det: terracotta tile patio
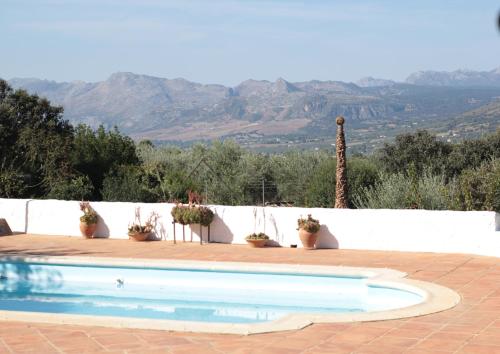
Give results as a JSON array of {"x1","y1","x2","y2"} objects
[{"x1": 0, "y1": 234, "x2": 499, "y2": 354}]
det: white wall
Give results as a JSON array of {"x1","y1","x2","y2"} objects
[
  {"x1": 0, "y1": 199, "x2": 31, "y2": 233},
  {"x1": 1, "y1": 198, "x2": 499, "y2": 257},
  {"x1": 25, "y1": 200, "x2": 175, "y2": 240},
  {"x1": 209, "y1": 206, "x2": 500, "y2": 257}
]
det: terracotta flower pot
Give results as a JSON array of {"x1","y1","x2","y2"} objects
[
  {"x1": 129, "y1": 232, "x2": 150, "y2": 242},
  {"x1": 80, "y1": 222, "x2": 97, "y2": 239},
  {"x1": 298, "y1": 229, "x2": 318, "y2": 249},
  {"x1": 246, "y1": 239, "x2": 267, "y2": 248}
]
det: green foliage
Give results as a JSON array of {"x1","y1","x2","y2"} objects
[
  {"x1": 299, "y1": 155, "x2": 380, "y2": 208},
  {"x1": 72, "y1": 124, "x2": 139, "y2": 199},
  {"x1": 0, "y1": 163, "x2": 27, "y2": 198},
  {"x1": 138, "y1": 144, "x2": 196, "y2": 202},
  {"x1": 446, "y1": 159, "x2": 500, "y2": 212},
  {"x1": 245, "y1": 233, "x2": 269, "y2": 240},
  {"x1": 445, "y1": 130, "x2": 500, "y2": 178},
  {"x1": 198, "y1": 206, "x2": 215, "y2": 226},
  {"x1": 128, "y1": 209, "x2": 158, "y2": 235},
  {"x1": 377, "y1": 130, "x2": 452, "y2": 176},
  {"x1": 199, "y1": 141, "x2": 245, "y2": 205},
  {"x1": 155, "y1": 169, "x2": 198, "y2": 203},
  {"x1": 239, "y1": 153, "x2": 278, "y2": 205},
  {"x1": 347, "y1": 157, "x2": 380, "y2": 207},
  {"x1": 297, "y1": 214, "x2": 321, "y2": 233},
  {"x1": 47, "y1": 175, "x2": 95, "y2": 201},
  {"x1": 0, "y1": 80, "x2": 73, "y2": 197},
  {"x1": 353, "y1": 170, "x2": 449, "y2": 210},
  {"x1": 101, "y1": 166, "x2": 155, "y2": 202},
  {"x1": 128, "y1": 224, "x2": 151, "y2": 234},
  {"x1": 270, "y1": 151, "x2": 327, "y2": 206},
  {"x1": 305, "y1": 157, "x2": 336, "y2": 207},
  {"x1": 171, "y1": 205, "x2": 215, "y2": 226},
  {"x1": 1, "y1": 77, "x2": 498, "y2": 212},
  {"x1": 185, "y1": 207, "x2": 202, "y2": 224},
  {"x1": 79, "y1": 202, "x2": 98, "y2": 224}
]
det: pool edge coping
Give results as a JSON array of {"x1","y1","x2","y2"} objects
[{"x1": 0, "y1": 255, "x2": 461, "y2": 335}]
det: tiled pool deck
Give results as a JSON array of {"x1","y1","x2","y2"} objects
[{"x1": 0, "y1": 234, "x2": 499, "y2": 354}]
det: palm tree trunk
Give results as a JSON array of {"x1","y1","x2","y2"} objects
[{"x1": 335, "y1": 116, "x2": 349, "y2": 208}]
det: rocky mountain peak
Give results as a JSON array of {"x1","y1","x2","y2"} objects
[
  {"x1": 108, "y1": 72, "x2": 138, "y2": 81},
  {"x1": 273, "y1": 78, "x2": 300, "y2": 94},
  {"x1": 234, "y1": 79, "x2": 273, "y2": 96},
  {"x1": 7, "y1": 68, "x2": 500, "y2": 145},
  {"x1": 406, "y1": 67, "x2": 500, "y2": 87},
  {"x1": 356, "y1": 77, "x2": 396, "y2": 88}
]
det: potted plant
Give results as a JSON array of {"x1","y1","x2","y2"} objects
[
  {"x1": 198, "y1": 206, "x2": 214, "y2": 227},
  {"x1": 171, "y1": 204, "x2": 190, "y2": 241},
  {"x1": 171, "y1": 198, "x2": 215, "y2": 243},
  {"x1": 79, "y1": 202, "x2": 98, "y2": 239},
  {"x1": 245, "y1": 233, "x2": 269, "y2": 248},
  {"x1": 297, "y1": 214, "x2": 320, "y2": 249},
  {"x1": 128, "y1": 208, "x2": 158, "y2": 241}
]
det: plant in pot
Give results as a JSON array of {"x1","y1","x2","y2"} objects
[
  {"x1": 171, "y1": 196, "x2": 215, "y2": 243},
  {"x1": 128, "y1": 208, "x2": 158, "y2": 241},
  {"x1": 245, "y1": 232, "x2": 269, "y2": 248},
  {"x1": 198, "y1": 206, "x2": 214, "y2": 227},
  {"x1": 297, "y1": 214, "x2": 320, "y2": 249},
  {"x1": 171, "y1": 203, "x2": 190, "y2": 241},
  {"x1": 184, "y1": 191, "x2": 214, "y2": 227},
  {"x1": 79, "y1": 202, "x2": 98, "y2": 238}
]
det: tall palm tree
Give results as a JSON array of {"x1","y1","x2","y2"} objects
[{"x1": 335, "y1": 116, "x2": 348, "y2": 208}]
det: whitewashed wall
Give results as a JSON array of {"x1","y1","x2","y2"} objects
[
  {"x1": 1, "y1": 198, "x2": 499, "y2": 257},
  {"x1": 0, "y1": 199, "x2": 31, "y2": 233},
  {"x1": 25, "y1": 200, "x2": 177, "y2": 240}
]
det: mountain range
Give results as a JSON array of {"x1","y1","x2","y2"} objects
[{"x1": 6, "y1": 67, "x2": 500, "y2": 153}]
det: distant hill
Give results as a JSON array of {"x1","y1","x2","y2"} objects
[
  {"x1": 405, "y1": 67, "x2": 500, "y2": 87},
  {"x1": 460, "y1": 99, "x2": 500, "y2": 119},
  {"x1": 356, "y1": 77, "x2": 396, "y2": 87},
  {"x1": 6, "y1": 67, "x2": 500, "y2": 153}
]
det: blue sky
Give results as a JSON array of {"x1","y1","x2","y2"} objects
[{"x1": 1, "y1": 0, "x2": 499, "y2": 85}]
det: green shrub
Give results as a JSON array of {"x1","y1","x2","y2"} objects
[
  {"x1": 445, "y1": 130, "x2": 500, "y2": 178},
  {"x1": 198, "y1": 206, "x2": 215, "y2": 226},
  {"x1": 0, "y1": 167, "x2": 27, "y2": 198},
  {"x1": 245, "y1": 233, "x2": 269, "y2": 240},
  {"x1": 347, "y1": 157, "x2": 380, "y2": 208},
  {"x1": 353, "y1": 170, "x2": 448, "y2": 210},
  {"x1": 171, "y1": 205, "x2": 214, "y2": 226},
  {"x1": 101, "y1": 166, "x2": 155, "y2": 202},
  {"x1": 305, "y1": 158, "x2": 336, "y2": 207},
  {"x1": 47, "y1": 175, "x2": 94, "y2": 201},
  {"x1": 171, "y1": 205, "x2": 189, "y2": 225},
  {"x1": 72, "y1": 125, "x2": 139, "y2": 200},
  {"x1": 184, "y1": 207, "x2": 201, "y2": 224},
  {"x1": 377, "y1": 130, "x2": 452, "y2": 176},
  {"x1": 446, "y1": 159, "x2": 500, "y2": 211},
  {"x1": 270, "y1": 150, "x2": 328, "y2": 206}
]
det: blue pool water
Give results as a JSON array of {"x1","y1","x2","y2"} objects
[{"x1": 0, "y1": 261, "x2": 423, "y2": 324}]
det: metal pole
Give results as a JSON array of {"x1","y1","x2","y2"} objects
[
  {"x1": 205, "y1": 180, "x2": 208, "y2": 204},
  {"x1": 262, "y1": 178, "x2": 265, "y2": 207}
]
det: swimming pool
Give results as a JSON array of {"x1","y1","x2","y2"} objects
[{"x1": 0, "y1": 257, "x2": 460, "y2": 334}]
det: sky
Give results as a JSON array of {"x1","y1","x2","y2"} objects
[{"x1": 1, "y1": 0, "x2": 499, "y2": 86}]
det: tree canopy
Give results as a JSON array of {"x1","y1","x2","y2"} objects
[{"x1": 0, "y1": 79, "x2": 498, "y2": 211}]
